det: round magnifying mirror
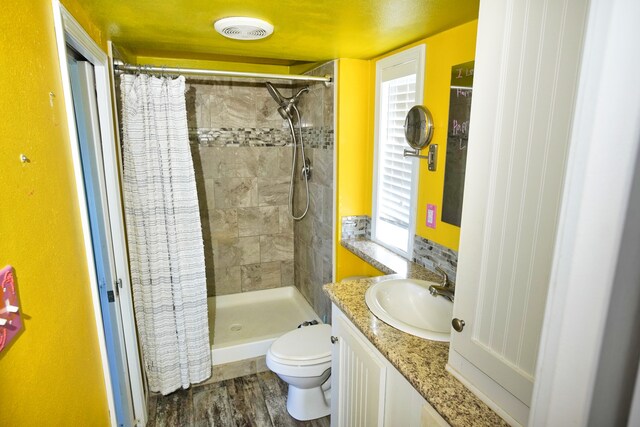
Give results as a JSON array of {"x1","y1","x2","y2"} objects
[{"x1": 404, "y1": 105, "x2": 434, "y2": 150}]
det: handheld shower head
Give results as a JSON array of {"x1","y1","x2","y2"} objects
[
  {"x1": 266, "y1": 82, "x2": 286, "y2": 106},
  {"x1": 265, "y1": 82, "x2": 309, "y2": 120},
  {"x1": 276, "y1": 106, "x2": 289, "y2": 120}
]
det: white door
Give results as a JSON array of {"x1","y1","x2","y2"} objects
[
  {"x1": 54, "y1": 5, "x2": 146, "y2": 425},
  {"x1": 332, "y1": 309, "x2": 386, "y2": 427},
  {"x1": 447, "y1": 0, "x2": 590, "y2": 424},
  {"x1": 68, "y1": 55, "x2": 135, "y2": 427}
]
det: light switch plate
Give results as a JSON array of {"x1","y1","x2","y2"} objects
[{"x1": 427, "y1": 204, "x2": 437, "y2": 228}]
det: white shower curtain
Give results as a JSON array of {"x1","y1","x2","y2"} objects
[{"x1": 120, "y1": 74, "x2": 211, "y2": 395}]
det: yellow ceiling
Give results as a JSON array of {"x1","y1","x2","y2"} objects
[{"x1": 78, "y1": 0, "x2": 479, "y2": 65}]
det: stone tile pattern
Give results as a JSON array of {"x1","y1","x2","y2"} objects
[
  {"x1": 187, "y1": 78, "x2": 296, "y2": 297},
  {"x1": 186, "y1": 64, "x2": 336, "y2": 301},
  {"x1": 292, "y1": 62, "x2": 336, "y2": 323},
  {"x1": 147, "y1": 370, "x2": 330, "y2": 427},
  {"x1": 413, "y1": 235, "x2": 458, "y2": 284},
  {"x1": 340, "y1": 215, "x2": 371, "y2": 239},
  {"x1": 185, "y1": 76, "x2": 333, "y2": 150},
  {"x1": 324, "y1": 276, "x2": 508, "y2": 427},
  {"x1": 192, "y1": 142, "x2": 294, "y2": 297}
]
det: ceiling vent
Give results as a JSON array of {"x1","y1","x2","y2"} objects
[{"x1": 214, "y1": 17, "x2": 274, "y2": 40}]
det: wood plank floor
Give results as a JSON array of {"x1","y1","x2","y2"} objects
[{"x1": 148, "y1": 370, "x2": 331, "y2": 427}]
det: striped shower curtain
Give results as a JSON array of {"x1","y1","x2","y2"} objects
[{"x1": 120, "y1": 74, "x2": 211, "y2": 395}]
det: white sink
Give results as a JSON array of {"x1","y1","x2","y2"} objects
[{"x1": 365, "y1": 279, "x2": 453, "y2": 342}]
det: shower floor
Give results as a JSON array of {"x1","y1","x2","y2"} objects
[{"x1": 208, "y1": 286, "x2": 321, "y2": 366}]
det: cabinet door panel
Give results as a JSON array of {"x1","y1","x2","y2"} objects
[
  {"x1": 333, "y1": 313, "x2": 386, "y2": 427},
  {"x1": 449, "y1": 0, "x2": 589, "y2": 423}
]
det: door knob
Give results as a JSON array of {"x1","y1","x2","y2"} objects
[
  {"x1": 331, "y1": 336, "x2": 339, "y2": 344},
  {"x1": 452, "y1": 318, "x2": 465, "y2": 332}
]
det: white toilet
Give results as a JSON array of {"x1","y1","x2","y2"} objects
[{"x1": 266, "y1": 324, "x2": 332, "y2": 421}]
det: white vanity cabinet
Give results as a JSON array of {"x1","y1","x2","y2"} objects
[{"x1": 331, "y1": 304, "x2": 448, "y2": 427}]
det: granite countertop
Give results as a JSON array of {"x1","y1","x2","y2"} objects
[{"x1": 323, "y1": 238, "x2": 507, "y2": 427}]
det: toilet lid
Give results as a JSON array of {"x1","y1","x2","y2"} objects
[{"x1": 270, "y1": 324, "x2": 332, "y2": 363}]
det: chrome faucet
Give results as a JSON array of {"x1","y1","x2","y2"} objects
[{"x1": 429, "y1": 267, "x2": 455, "y2": 302}]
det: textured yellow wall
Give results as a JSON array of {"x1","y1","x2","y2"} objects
[
  {"x1": 367, "y1": 21, "x2": 478, "y2": 252},
  {"x1": 414, "y1": 21, "x2": 478, "y2": 251},
  {"x1": 0, "y1": 1, "x2": 109, "y2": 424},
  {"x1": 335, "y1": 59, "x2": 383, "y2": 280}
]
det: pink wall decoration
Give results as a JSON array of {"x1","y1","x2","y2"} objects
[{"x1": 0, "y1": 265, "x2": 23, "y2": 352}]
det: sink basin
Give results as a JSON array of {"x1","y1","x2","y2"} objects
[{"x1": 365, "y1": 279, "x2": 453, "y2": 342}]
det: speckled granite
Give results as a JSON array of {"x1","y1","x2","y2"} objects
[
  {"x1": 324, "y1": 238, "x2": 508, "y2": 427},
  {"x1": 341, "y1": 237, "x2": 436, "y2": 278}
]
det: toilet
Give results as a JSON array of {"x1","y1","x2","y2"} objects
[{"x1": 266, "y1": 324, "x2": 332, "y2": 421}]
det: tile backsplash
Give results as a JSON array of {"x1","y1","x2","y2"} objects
[
  {"x1": 412, "y1": 235, "x2": 458, "y2": 284},
  {"x1": 341, "y1": 215, "x2": 458, "y2": 284},
  {"x1": 341, "y1": 215, "x2": 371, "y2": 239}
]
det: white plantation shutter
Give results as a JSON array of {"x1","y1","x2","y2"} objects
[
  {"x1": 372, "y1": 45, "x2": 425, "y2": 255},
  {"x1": 379, "y1": 75, "x2": 416, "y2": 229}
]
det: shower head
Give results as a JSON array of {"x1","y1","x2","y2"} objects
[
  {"x1": 276, "y1": 106, "x2": 289, "y2": 120},
  {"x1": 266, "y1": 82, "x2": 286, "y2": 106},
  {"x1": 265, "y1": 82, "x2": 309, "y2": 120}
]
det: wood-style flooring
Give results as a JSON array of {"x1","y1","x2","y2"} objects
[{"x1": 147, "y1": 370, "x2": 331, "y2": 427}]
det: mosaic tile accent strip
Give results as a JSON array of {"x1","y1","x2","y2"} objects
[
  {"x1": 190, "y1": 127, "x2": 290, "y2": 147},
  {"x1": 300, "y1": 128, "x2": 334, "y2": 149},
  {"x1": 190, "y1": 127, "x2": 333, "y2": 149},
  {"x1": 412, "y1": 235, "x2": 458, "y2": 284},
  {"x1": 341, "y1": 215, "x2": 371, "y2": 239}
]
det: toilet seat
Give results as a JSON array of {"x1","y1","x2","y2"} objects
[
  {"x1": 270, "y1": 324, "x2": 332, "y2": 362},
  {"x1": 266, "y1": 324, "x2": 332, "y2": 376}
]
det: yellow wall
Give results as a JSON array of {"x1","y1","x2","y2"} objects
[
  {"x1": 0, "y1": 1, "x2": 110, "y2": 424},
  {"x1": 373, "y1": 21, "x2": 478, "y2": 252},
  {"x1": 334, "y1": 20, "x2": 477, "y2": 278},
  {"x1": 335, "y1": 59, "x2": 384, "y2": 280},
  {"x1": 369, "y1": 21, "x2": 478, "y2": 252},
  {"x1": 413, "y1": 21, "x2": 478, "y2": 251}
]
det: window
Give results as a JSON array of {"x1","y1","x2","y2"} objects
[{"x1": 372, "y1": 45, "x2": 425, "y2": 256}]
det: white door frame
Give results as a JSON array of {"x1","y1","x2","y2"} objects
[
  {"x1": 529, "y1": 0, "x2": 640, "y2": 424},
  {"x1": 52, "y1": 2, "x2": 146, "y2": 425}
]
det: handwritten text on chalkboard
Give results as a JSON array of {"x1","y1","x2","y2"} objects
[{"x1": 442, "y1": 61, "x2": 474, "y2": 227}]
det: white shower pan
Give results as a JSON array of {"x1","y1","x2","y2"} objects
[{"x1": 208, "y1": 286, "x2": 321, "y2": 366}]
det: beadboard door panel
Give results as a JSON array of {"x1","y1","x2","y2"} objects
[
  {"x1": 448, "y1": 0, "x2": 589, "y2": 424},
  {"x1": 332, "y1": 312, "x2": 386, "y2": 427}
]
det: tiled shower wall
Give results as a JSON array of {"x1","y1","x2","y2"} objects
[
  {"x1": 188, "y1": 78, "x2": 295, "y2": 297},
  {"x1": 186, "y1": 61, "x2": 335, "y2": 320},
  {"x1": 292, "y1": 62, "x2": 336, "y2": 323}
]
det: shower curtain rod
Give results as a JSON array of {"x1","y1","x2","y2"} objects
[{"x1": 112, "y1": 60, "x2": 332, "y2": 83}]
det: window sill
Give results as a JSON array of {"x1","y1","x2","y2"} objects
[{"x1": 341, "y1": 237, "x2": 433, "y2": 279}]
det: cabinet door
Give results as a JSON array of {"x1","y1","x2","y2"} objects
[
  {"x1": 332, "y1": 311, "x2": 386, "y2": 427},
  {"x1": 448, "y1": 0, "x2": 589, "y2": 425}
]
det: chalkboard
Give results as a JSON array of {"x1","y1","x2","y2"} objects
[{"x1": 442, "y1": 61, "x2": 474, "y2": 227}]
